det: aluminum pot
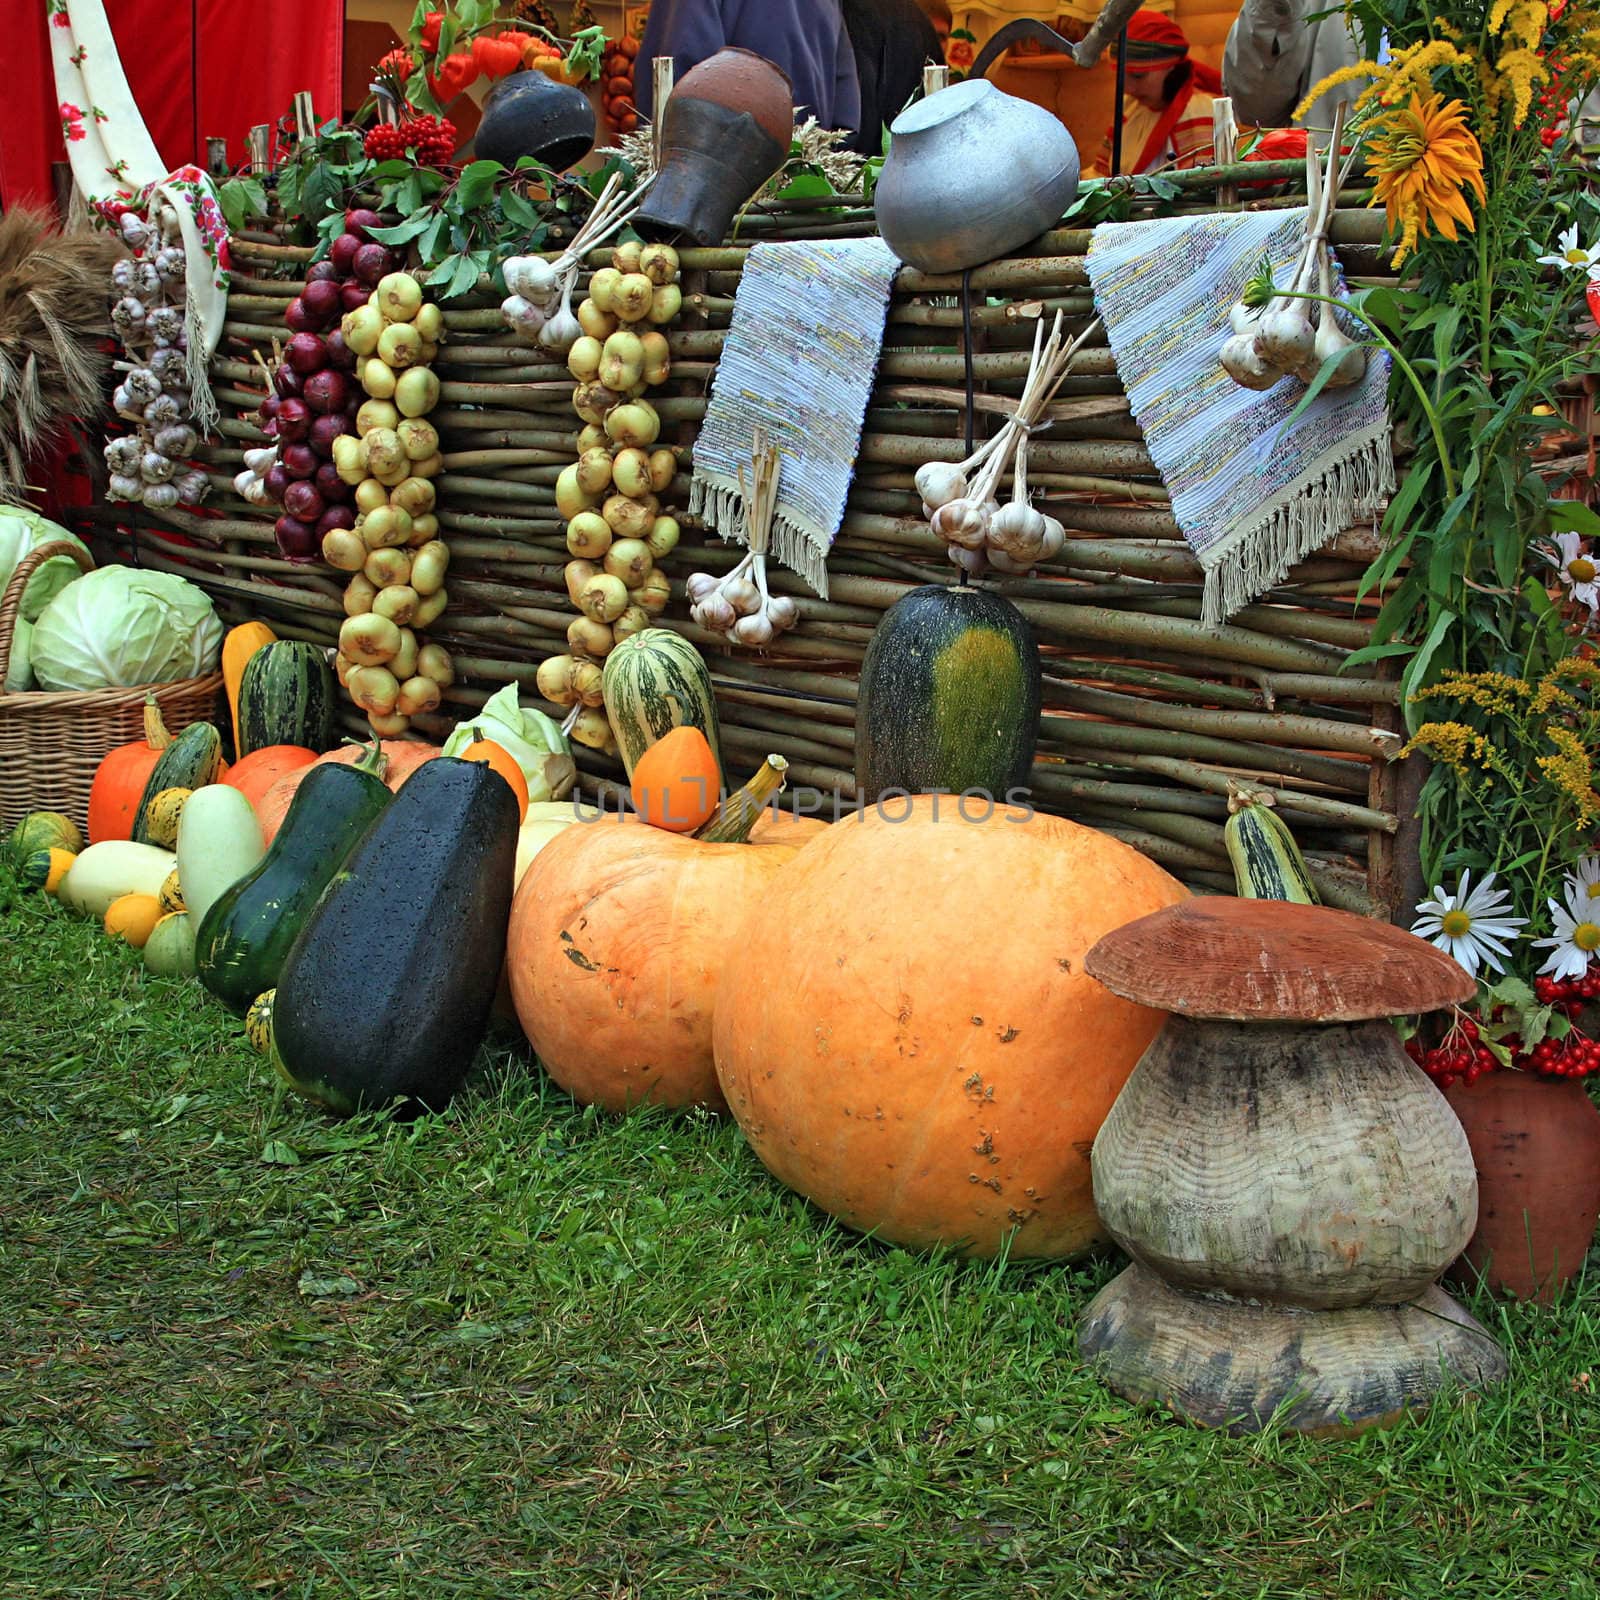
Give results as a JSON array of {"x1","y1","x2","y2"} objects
[{"x1": 874, "y1": 78, "x2": 1080, "y2": 274}]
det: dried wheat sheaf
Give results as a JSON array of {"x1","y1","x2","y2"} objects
[{"x1": 0, "y1": 208, "x2": 118, "y2": 499}]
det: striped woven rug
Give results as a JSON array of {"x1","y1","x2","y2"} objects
[
  {"x1": 1087, "y1": 208, "x2": 1393, "y2": 626},
  {"x1": 687, "y1": 237, "x2": 901, "y2": 599}
]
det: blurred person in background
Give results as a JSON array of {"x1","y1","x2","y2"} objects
[
  {"x1": 1223, "y1": 0, "x2": 1369, "y2": 138},
  {"x1": 1086, "y1": 10, "x2": 1221, "y2": 177},
  {"x1": 840, "y1": 0, "x2": 944, "y2": 155},
  {"x1": 634, "y1": 0, "x2": 862, "y2": 135}
]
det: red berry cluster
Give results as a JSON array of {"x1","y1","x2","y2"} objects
[
  {"x1": 363, "y1": 116, "x2": 457, "y2": 167},
  {"x1": 1405, "y1": 1017, "x2": 1497, "y2": 1091},
  {"x1": 1405, "y1": 964, "x2": 1600, "y2": 1089}
]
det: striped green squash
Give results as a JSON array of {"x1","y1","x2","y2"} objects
[
  {"x1": 855, "y1": 585, "x2": 1041, "y2": 802},
  {"x1": 1224, "y1": 786, "x2": 1320, "y2": 903},
  {"x1": 602, "y1": 628, "x2": 723, "y2": 781},
  {"x1": 130, "y1": 720, "x2": 224, "y2": 845},
  {"x1": 237, "y1": 640, "x2": 334, "y2": 757}
]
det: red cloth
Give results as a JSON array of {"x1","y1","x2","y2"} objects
[{"x1": 0, "y1": 0, "x2": 344, "y2": 209}]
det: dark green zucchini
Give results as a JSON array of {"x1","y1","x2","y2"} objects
[
  {"x1": 237, "y1": 639, "x2": 335, "y2": 755},
  {"x1": 194, "y1": 739, "x2": 394, "y2": 1014},
  {"x1": 269, "y1": 756, "x2": 520, "y2": 1113},
  {"x1": 130, "y1": 719, "x2": 223, "y2": 845},
  {"x1": 855, "y1": 585, "x2": 1041, "y2": 802}
]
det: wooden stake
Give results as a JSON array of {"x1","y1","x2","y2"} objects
[
  {"x1": 292, "y1": 91, "x2": 316, "y2": 144},
  {"x1": 1213, "y1": 97, "x2": 1239, "y2": 208},
  {"x1": 652, "y1": 57, "x2": 674, "y2": 169}
]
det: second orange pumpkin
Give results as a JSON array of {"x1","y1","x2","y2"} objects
[{"x1": 507, "y1": 813, "x2": 807, "y2": 1113}]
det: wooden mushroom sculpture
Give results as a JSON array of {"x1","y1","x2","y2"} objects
[{"x1": 1078, "y1": 898, "x2": 1508, "y2": 1434}]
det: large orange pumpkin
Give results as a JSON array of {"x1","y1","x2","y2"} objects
[
  {"x1": 712, "y1": 795, "x2": 1187, "y2": 1260},
  {"x1": 508, "y1": 801, "x2": 804, "y2": 1113},
  {"x1": 222, "y1": 744, "x2": 317, "y2": 814},
  {"x1": 87, "y1": 698, "x2": 172, "y2": 844},
  {"x1": 256, "y1": 739, "x2": 439, "y2": 841}
]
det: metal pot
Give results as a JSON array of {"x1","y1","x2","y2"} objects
[
  {"x1": 873, "y1": 78, "x2": 1080, "y2": 274},
  {"x1": 474, "y1": 69, "x2": 596, "y2": 173}
]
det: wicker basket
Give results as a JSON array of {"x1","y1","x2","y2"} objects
[{"x1": 0, "y1": 541, "x2": 224, "y2": 835}]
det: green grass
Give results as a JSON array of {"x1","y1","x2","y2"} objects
[{"x1": 3, "y1": 865, "x2": 1599, "y2": 1600}]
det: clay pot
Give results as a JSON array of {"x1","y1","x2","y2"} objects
[
  {"x1": 1446, "y1": 1072, "x2": 1600, "y2": 1302},
  {"x1": 633, "y1": 50, "x2": 794, "y2": 247},
  {"x1": 671, "y1": 48, "x2": 794, "y2": 146},
  {"x1": 474, "y1": 69, "x2": 596, "y2": 173}
]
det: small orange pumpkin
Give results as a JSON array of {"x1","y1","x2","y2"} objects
[
  {"x1": 257, "y1": 740, "x2": 440, "y2": 842},
  {"x1": 629, "y1": 725, "x2": 719, "y2": 833},
  {"x1": 87, "y1": 697, "x2": 171, "y2": 844},
  {"x1": 457, "y1": 733, "x2": 529, "y2": 821},
  {"x1": 222, "y1": 744, "x2": 317, "y2": 815}
]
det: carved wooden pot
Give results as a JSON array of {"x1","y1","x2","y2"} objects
[{"x1": 1078, "y1": 899, "x2": 1508, "y2": 1434}]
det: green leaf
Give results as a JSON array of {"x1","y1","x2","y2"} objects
[
  {"x1": 425, "y1": 252, "x2": 464, "y2": 288},
  {"x1": 501, "y1": 187, "x2": 543, "y2": 232},
  {"x1": 1548, "y1": 501, "x2": 1600, "y2": 540},
  {"x1": 455, "y1": 158, "x2": 505, "y2": 210},
  {"x1": 260, "y1": 1140, "x2": 301, "y2": 1166},
  {"x1": 444, "y1": 251, "x2": 482, "y2": 299},
  {"x1": 365, "y1": 215, "x2": 434, "y2": 245},
  {"x1": 775, "y1": 173, "x2": 836, "y2": 202},
  {"x1": 416, "y1": 210, "x2": 450, "y2": 266}
]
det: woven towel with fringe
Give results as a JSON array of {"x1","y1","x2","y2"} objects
[
  {"x1": 1086, "y1": 208, "x2": 1393, "y2": 626},
  {"x1": 688, "y1": 238, "x2": 900, "y2": 599}
]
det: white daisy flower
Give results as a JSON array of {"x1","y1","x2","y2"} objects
[
  {"x1": 1541, "y1": 531, "x2": 1600, "y2": 616},
  {"x1": 1411, "y1": 869, "x2": 1527, "y2": 979},
  {"x1": 1534, "y1": 884, "x2": 1600, "y2": 981},
  {"x1": 1537, "y1": 223, "x2": 1600, "y2": 272},
  {"x1": 1562, "y1": 854, "x2": 1600, "y2": 908}
]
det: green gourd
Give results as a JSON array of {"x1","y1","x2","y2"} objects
[
  {"x1": 236, "y1": 639, "x2": 335, "y2": 756},
  {"x1": 269, "y1": 757, "x2": 519, "y2": 1113},
  {"x1": 855, "y1": 585, "x2": 1041, "y2": 802},
  {"x1": 195, "y1": 739, "x2": 393, "y2": 1014},
  {"x1": 601, "y1": 628, "x2": 723, "y2": 782},
  {"x1": 130, "y1": 719, "x2": 223, "y2": 845}
]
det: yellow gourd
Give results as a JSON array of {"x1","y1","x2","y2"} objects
[
  {"x1": 159, "y1": 867, "x2": 186, "y2": 913},
  {"x1": 221, "y1": 621, "x2": 277, "y2": 757},
  {"x1": 105, "y1": 892, "x2": 164, "y2": 948},
  {"x1": 143, "y1": 787, "x2": 193, "y2": 849}
]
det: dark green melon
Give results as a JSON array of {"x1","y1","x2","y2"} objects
[{"x1": 855, "y1": 585, "x2": 1041, "y2": 802}]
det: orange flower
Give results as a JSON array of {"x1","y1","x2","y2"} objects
[
  {"x1": 1366, "y1": 91, "x2": 1486, "y2": 265},
  {"x1": 946, "y1": 38, "x2": 975, "y2": 69},
  {"x1": 377, "y1": 47, "x2": 413, "y2": 83}
]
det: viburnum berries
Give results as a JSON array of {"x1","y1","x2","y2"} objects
[
  {"x1": 1406, "y1": 961, "x2": 1600, "y2": 1087},
  {"x1": 363, "y1": 115, "x2": 458, "y2": 168}
]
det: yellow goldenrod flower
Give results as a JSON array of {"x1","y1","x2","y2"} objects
[
  {"x1": 1366, "y1": 92, "x2": 1487, "y2": 265},
  {"x1": 1495, "y1": 46, "x2": 1549, "y2": 124},
  {"x1": 1400, "y1": 720, "x2": 1500, "y2": 775}
]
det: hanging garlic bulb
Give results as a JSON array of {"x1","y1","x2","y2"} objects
[
  {"x1": 1220, "y1": 332, "x2": 1282, "y2": 391},
  {"x1": 176, "y1": 471, "x2": 209, "y2": 504},
  {"x1": 111, "y1": 259, "x2": 136, "y2": 293},
  {"x1": 1312, "y1": 227, "x2": 1367, "y2": 389},
  {"x1": 914, "y1": 460, "x2": 968, "y2": 509},
  {"x1": 108, "y1": 473, "x2": 144, "y2": 502},
  {"x1": 143, "y1": 482, "x2": 181, "y2": 510},
  {"x1": 501, "y1": 293, "x2": 548, "y2": 344},
  {"x1": 105, "y1": 436, "x2": 143, "y2": 473},
  {"x1": 947, "y1": 543, "x2": 988, "y2": 577},
  {"x1": 931, "y1": 498, "x2": 989, "y2": 550},
  {"x1": 147, "y1": 306, "x2": 185, "y2": 346}
]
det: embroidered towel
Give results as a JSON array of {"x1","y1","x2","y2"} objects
[
  {"x1": 1086, "y1": 208, "x2": 1393, "y2": 626},
  {"x1": 688, "y1": 237, "x2": 900, "y2": 599},
  {"x1": 47, "y1": 0, "x2": 230, "y2": 431}
]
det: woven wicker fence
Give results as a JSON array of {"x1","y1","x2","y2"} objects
[{"x1": 87, "y1": 166, "x2": 1420, "y2": 918}]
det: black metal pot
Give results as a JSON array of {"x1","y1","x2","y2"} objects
[
  {"x1": 632, "y1": 98, "x2": 789, "y2": 247},
  {"x1": 474, "y1": 69, "x2": 596, "y2": 173}
]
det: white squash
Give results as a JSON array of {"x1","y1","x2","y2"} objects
[
  {"x1": 175, "y1": 784, "x2": 265, "y2": 925},
  {"x1": 514, "y1": 799, "x2": 600, "y2": 889},
  {"x1": 58, "y1": 840, "x2": 175, "y2": 916}
]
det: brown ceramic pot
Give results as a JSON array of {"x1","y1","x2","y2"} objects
[
  {"x1": 1446, "y1": 1072, "x2": 1600, "y2": 1302},
  {"x1": 671, "y1": 49, "x2": 794, "y2": 146}
]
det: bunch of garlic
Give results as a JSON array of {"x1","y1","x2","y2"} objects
[
  {"x1": 686, "y1": 432, "x2": 799, "y2": 646},
  {"x1": 917, "y1": 311, "x2": 1091, "y2": 577},
  {"x1": 1220, "y1": 108, "x2": 1366, "y2": 395},
  {"x1": 324, "y1": 271, "x2": 455, "y2": 739},
  {"x1": 500, "y1": 171, "x2": 650, "y2": 358},
  {"x1": 103, "y1": 198, "x2": 209, "y2": 508},
  {"x1": 535, "y1": 237, "x2": 683, "y2": 755}
]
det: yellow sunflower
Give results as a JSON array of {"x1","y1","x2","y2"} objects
[{"x1": 1365, "y1": 92, "x2": 1487, "y2": 265}]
